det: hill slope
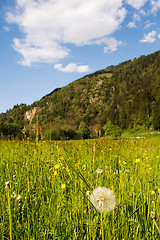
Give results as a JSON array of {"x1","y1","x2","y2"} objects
[{"x1": 1, "y1": 50, "x2": 160, "y2": 139}]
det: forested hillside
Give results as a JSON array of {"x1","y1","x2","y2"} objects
[{"x1": 1, "y1": 50, "x2": 160, "y2": 140}]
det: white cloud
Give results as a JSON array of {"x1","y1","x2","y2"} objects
[
  {"x1": 133, "y1": 13, "x2": 141, "y2": 21},
  {"x1": 103, "y1": 38, "x2": 123, "y2": 53},
  {"x1": 127, "y1": 21, "x2": 137, "y2": 28},
  {"x1": 13, "y1": 38, "x2": 70, "y2": 66},
  {"x1": 140, "y1": 30, "x2": 156, "y2": 43},
  {"x1": 126, "y1": 0, "x2": 148, "y2": 9},
  {"x1": 93, "y1": 37, "x2": 123, "y2": 53},
  {"x1": 3, "y1": 26, "x2": 10, "y2": 31},
  {"x1": 54, "y1": 63, "x2": 90, "y2": 73},
  {"x1": 127, "y1": 13, "x2": 141, "y2": 29},
  {"x1": 144, "y1": 20, "x2": 155, "y2": 29},
  {"x1": 151, "y1": 0, "x2": 160, "y2": 13},
  {"x1": 6, "y1": 0, "x2": 126, "y2": 66}
]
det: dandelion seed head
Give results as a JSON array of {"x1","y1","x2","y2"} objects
[{"x1": 89, "y1": 187, "x2": 116, "y2": 212}]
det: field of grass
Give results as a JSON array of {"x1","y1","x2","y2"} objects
[{"x1": 0, "y1": 137, "x2": 160, "y2": 239}]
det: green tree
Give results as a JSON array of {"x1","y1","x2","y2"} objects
[
  {"x1": 103, "y1": 121, "x2": 122, "y2": 139},
  {"x1": 111, "y1": 125, "x2": 122, "y2": 139},
  {"x1": 103, "y1": 121, "x2": 114, "y2": 136},
  {"x1": 78, "y1": 121, "x2": 90, "y2": 139}
]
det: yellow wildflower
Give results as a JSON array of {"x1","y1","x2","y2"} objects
[
  {"x1": 135, "y1": 158, "x2": 140, "y2": 163},
  {"x1": 61, "y1": 184, "x2": 66, "y2": 189},
  {"x1": 66, "y1": 166, "x2": 70, "y2": 172},
  {"x1": 124, "y1": 205, "x2": 127, "y2": 211},
  {"x1": 149, "y1": 167, "x2": 152, "y2": 171},
  {"x1": 54, "y1": 164, "x2": 60, "y2": 169},
  {"x1": 54, "y1": 171, "x2": 57, "y2": 176},
  {"x1": 151, "y1": 190, "x2": 155, "y2": 195},
  {"x1": 158, "y1": 188, "x2": 160, "y2": 194}
]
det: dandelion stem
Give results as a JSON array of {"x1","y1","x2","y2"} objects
[
  {"x1": 101, "y1": 212, "x2": 104, "y2": 240},
  {"x1": 7, "y1": 190, "x2": 12, "y2": 240}
]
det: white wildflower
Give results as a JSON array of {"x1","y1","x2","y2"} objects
[
  {"x1": 89, "y1": 187, "x2": 116, "y2": 212},
  {"x1": 5, "y1": 181, "x2": 10, "y2": 190},
  {"x1": 96, "y1": 169, "x2": 103, "y2": 174},
  {"x1": 11, "y1": 192, "x2": 21, "y2": 200},
  {"x1": 11, "y1": 191, "x2": 15, "y2": 198},
  {"x1": 86, "y1": 191, "x2": 90, "y2": 197},
  {"x1": 114, "y1": 170, "x2": 119, "y2": 175},
  {"x1": 17, "y1": 195, "x2": 22, "y2": 200}
]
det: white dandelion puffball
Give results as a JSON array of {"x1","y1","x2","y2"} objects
[{"x1": 89, "y1": 187, "x2": 116, "y2": 212}]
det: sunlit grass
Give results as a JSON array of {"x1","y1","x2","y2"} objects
[{"x1": 0, "y1": 137, "x2": 160, "y2": 239}]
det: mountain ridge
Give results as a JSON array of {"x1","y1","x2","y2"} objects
[{"x1": 1, "y1": 50, "x2": 160, "y2": 139}]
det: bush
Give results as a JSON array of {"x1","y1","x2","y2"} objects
[{"x1": 103, "y1": 121, "x2": 122, "y2": 139}]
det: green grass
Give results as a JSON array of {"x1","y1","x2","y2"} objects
[
  {"x1": 0, "y1": 137, "x2": 160, "y2": 239},
  {"x1": 100, "y1": 72, "x2": 113, "y2": 78}
]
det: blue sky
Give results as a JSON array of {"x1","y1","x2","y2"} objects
[{"x1": 1, "y1": 0, "x2": 160, "y2": 113}]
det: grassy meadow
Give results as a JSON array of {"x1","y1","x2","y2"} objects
[{"x1": 0, "y1": 136, "x2": 160, "y2": 239}]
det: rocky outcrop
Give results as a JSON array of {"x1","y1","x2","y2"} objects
[{"x1": 24, "y1": 107, "x2": 36, "y2": 124}]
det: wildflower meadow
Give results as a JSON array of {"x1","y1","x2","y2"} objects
[{"x1": 0, "y1": 136, "x2": 160, "y2": 239}]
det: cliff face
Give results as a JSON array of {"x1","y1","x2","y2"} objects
[{"x1": 24, "y1": 107, "x2": 37, "y2": 124}]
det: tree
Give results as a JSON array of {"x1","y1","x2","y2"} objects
[
  {"x1": 111, "y1": 125, "x2": 122, "y2": 139},
  {"x1": 103, "y1": 121, "x2": 122, "y2": 139},
  {"x1": 78, "y1": 121, "x2": 90, "y2": 139},
  {"x1": 103, "y1": 121, "x2": 114, "y2": 136}
]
